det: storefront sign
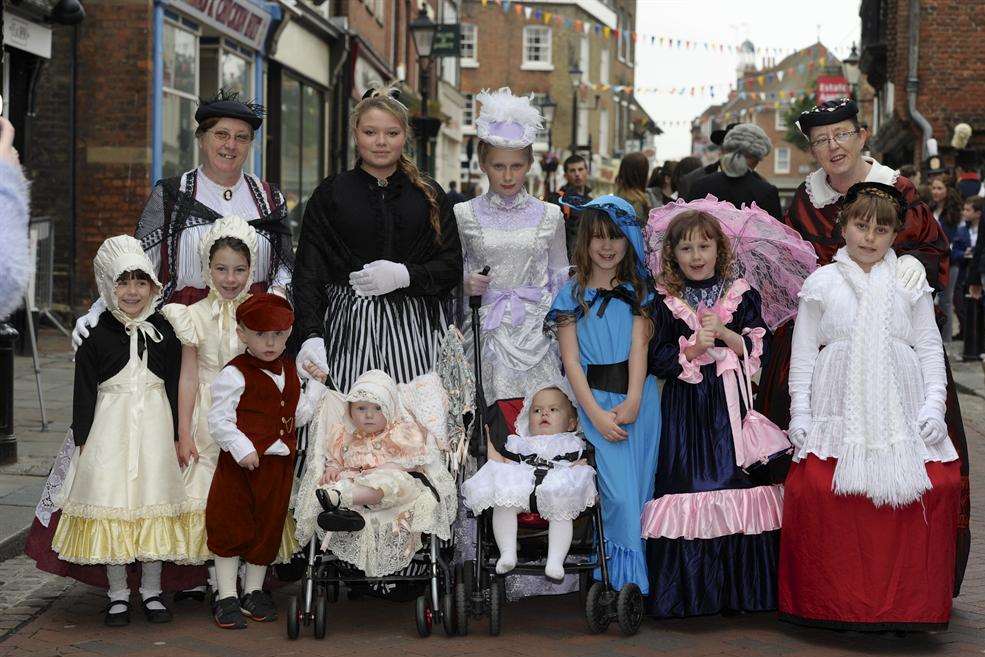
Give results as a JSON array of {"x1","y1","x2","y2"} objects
[
  {"x1": 3, "y1": 12, "x2": 52, "y2": 59},
  {"x1": 431, "y1": 24, "x2": 461, "y2": 58},
  {"x1": 167, "y1": 0, "x2": 272, "y2": 51},
  {"x1": 816, "y1": 76, "x2": 850, "y2": 104}
]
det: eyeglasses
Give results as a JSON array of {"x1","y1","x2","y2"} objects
[
  {"x1": 809, "y1": 129, "x2": 859, "y2": 150},
  {"x1": 210, "y1": 129, "x2": 253, "y2": 145}
]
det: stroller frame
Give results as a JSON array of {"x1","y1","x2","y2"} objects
[
  {"x1": 456, "y1": 291, "x2": 644, "y2": 636},
  {"x1": 287, "y1": 527, "x2": 457, "y2": 640}
]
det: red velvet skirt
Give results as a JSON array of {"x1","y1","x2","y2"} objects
[{"x1": 779, "y1": 455, "x2": 960, "y2": 631}]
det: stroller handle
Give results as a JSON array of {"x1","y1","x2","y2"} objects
[{"x1": 468, "y1": 266, "x2": 490, "y2": 309}]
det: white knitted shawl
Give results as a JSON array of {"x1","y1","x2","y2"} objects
[{"x1": 833, "y1": 248, "x2": 931, "y2": 507}]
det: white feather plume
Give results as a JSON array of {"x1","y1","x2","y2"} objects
[{"x1": 474, "y1": 87, "x2": 543, "y2": 149}]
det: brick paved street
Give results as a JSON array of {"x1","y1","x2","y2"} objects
[{"x1": 0, "y1": 331, "x2": 982, "y2": 657}]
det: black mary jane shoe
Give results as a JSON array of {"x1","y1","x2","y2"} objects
[
  {"x1": 104, "y1": 600, "x2": 131, "y2": 627},
  {"x1": 316, "y1": 488, "x2": 366, "y2": 532},
  {"x1": 141, "y1": 596, "x2": 174, "y2": 623}
]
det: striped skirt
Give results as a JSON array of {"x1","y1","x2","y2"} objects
[{"x1": 323, "y1": 283, "x2": 449, "y2": 391}]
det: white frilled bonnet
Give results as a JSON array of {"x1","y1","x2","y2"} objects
[
  {"x1": 93, "y1": 235, "x2": 161, "y2": 324},
  {"x1": 344, "y1": 369, "x2": 404, "y2": 430},
  {"x1": 198, "y1": 215, "x2": 259, "y2": 303},
  {"x1": 474, "y1": 87, "x2": 544, "y2": 150},
  {"x1": 514, "y1": 378, "x2": 579, "y2": 437}
]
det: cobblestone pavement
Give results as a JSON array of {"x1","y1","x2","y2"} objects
[{"x1": 0, "y1": 333, "x2": 982, "y2": 657}]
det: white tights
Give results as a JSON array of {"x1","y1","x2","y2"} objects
[
  {"x1": 105, "y1": 561, "x2": 165, "y2": 612},
  {"x1": 491, "y1": 507, "x2": 573, "y2": 580},
  {"x1": 214, "y1": 555, "x2": 267, "y2": 600}
]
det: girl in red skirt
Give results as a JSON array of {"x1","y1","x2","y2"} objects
[{"x1": 780, "y1": 182, "x2": 961, "y2": 632}]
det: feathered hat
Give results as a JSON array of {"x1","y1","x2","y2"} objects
[
  {"x1": 951, "y1": 123, "x2": 978, "y2": 170},
  {"x1": 474, "y1": 87, "x2": 543, "y2": 150}
]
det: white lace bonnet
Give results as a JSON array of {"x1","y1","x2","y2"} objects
[
  {"x1": 344, "y1": 369, "x2": 403, "y2": 429},
  {"x1": 474, "y1": 87, "x2": 544, "y2": 150},
  {"x1": 93, "y1": 235, "x2": 162, "y2": 324},
  {"x1": 514, "y1": 378, "x2": 579, "y2": 437},
  {"x1": 198, "y1": 215, "x2": 259, "y2": 303}
]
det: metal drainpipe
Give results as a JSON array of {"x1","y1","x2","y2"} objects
[{"x1": 906, "y1": 0, "x2": 933, "y2": 159}]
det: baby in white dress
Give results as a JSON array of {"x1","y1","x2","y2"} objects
[{"x1": 462, "y1": 380, "x2": 597, "y2": 581}]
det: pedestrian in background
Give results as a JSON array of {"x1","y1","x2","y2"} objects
[
  {"x1": 645, "y1": 160, "x2": 676, "y2": 209},
  {"x1": 929, "y1": 175, "x2": 964, "y2": 341},
  {"x1": 0, "y1": 116, "x2": 31, "y2": 321},
  {"x1": 684, "y1": 123, "x2": 782, "y2": 219},
  {"x1": 615, "y1": 151, "x2": 652, "y2": 226}
]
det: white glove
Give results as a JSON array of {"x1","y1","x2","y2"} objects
[
  {"x1": 297, "y1": 336, "x2": 328, "y2": 381},
  {"x1": 918, "y1": 415, "x2": 948, "y2": 446},
  {"x1": 463, "y1": 272, "x2": 491, "y2": 297},
  {"x1": 897, "y1": 254, "x2": 928, "y2": 292},
  {"x1": 787, "y1": 415, "x2": 810, "y2": 448},
  {"x1": 71, "y1": 298, "x2": 107, "y2": 351},
  {"x1": 349, "y1": 260, "x2": 410, "y2": 297}
]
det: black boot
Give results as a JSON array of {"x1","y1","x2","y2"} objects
[{"x1": 316, "y1": 488, "x2": 366, "y2": 532}]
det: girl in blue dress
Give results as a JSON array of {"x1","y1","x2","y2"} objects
[
  {"x1": 546, "y1": 195, "x2": 660, "y2": 594},
  {"x1": 642, "y1": 209, "x2": 776, "y2": 618}
]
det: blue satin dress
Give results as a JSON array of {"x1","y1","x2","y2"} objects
[{"x1": 548, "y1": 279, "x2": 661, "y2": 594}]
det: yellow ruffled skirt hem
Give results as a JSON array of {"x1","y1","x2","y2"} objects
[
  {"x1": 52, "y1": 511, "x2": 199, "y2": 565},
  {"x1": 176, "y1": 511, "x2": 299, "y2": 565}
]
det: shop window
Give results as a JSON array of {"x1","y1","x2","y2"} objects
[
  {"x1": 280, "y1": 75, "x2": 325, "y2": 243},
  {"x1": 162, "y1": 20, "x2": 199, "y2": 178}
]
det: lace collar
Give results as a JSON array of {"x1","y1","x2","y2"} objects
[
  {"x1": 485, "y1": 188, "x2": 530, "y2": 211},
  {"x1": 804, "y1": 156, "x2": 900, "y2": 209}
]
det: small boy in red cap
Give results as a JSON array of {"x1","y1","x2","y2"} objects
[{"x1": 206, "y1": 293, "x2": 324, "y2": 629}]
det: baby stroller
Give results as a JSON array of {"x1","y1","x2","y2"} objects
[
  {"x1": 286, "y1": 329, "x2": 475, "y2": 640},
  {"x1": 455, "y1": 292, "x2": 644, "y2": 637}
]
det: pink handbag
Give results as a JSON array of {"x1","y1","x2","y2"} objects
[{"x1": 731, "y1": 338, "x2": 793, "y2": 474}]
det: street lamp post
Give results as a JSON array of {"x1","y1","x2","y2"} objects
[
  {"x1": 534, "y1": 94, "x2": 558, "y2": 198},
  {"x1": 409, "y1": 7, "x2": 437, "y2": 174},
  {"x1": 568, "y1": 63, "x2": 582, "y2": 156},
  {"x1": 842, "y1": 43, "x2": 861, "y2": 100}
]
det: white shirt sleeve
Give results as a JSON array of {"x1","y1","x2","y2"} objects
[
  {"x1": 788, "y1": 296, "x2": 823, "y2": 433},
  {"x1": 208, "y1": 366, "x2": 258, "y2": 463},
  {"x1": 910, "y1": 292, "x2": 947, "y2": 423}
]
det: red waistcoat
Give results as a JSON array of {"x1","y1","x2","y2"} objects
[{"x1": 229, "y1": 353, "x2": 301, "y2": 456}]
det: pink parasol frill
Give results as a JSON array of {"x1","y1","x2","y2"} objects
[{"x1": 645, "y1": 195, "x2": 818, "y2": 330}]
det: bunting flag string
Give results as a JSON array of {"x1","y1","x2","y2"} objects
[
  {"x1": 476, "y1": 0, "x2": 852, "y2": 59},
  {"x1": 652, "y1": 95, "x2": 814, "y2": 131}
]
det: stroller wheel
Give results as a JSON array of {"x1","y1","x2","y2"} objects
[
  {"x1": 286, "y1": 595, "x2": 301, "y2": 640},
  {"x1": 314, "y1": 595, "x2": 327, "y2": 639},
  {"x1": 616, "y1": 584, "x2": 644, "y2": 636},
  {"x1": 415, "y1": 594, "x2": 433, "y2": 638},
  {"x1": 488, "y1": 578, "x2": 502, "y2": 636},
  {"x1": 584, "y1": 582, "x2": 610, "y2": 634},
  {"x1": 578, "y1": 570, "x2": 592, "y2": 607},
  {"x1": 441, "y1": 592, "x2": 456, "y2": 636},
  {"x1": 454, "y1": 579, "x2": 470, "y2": 636}
]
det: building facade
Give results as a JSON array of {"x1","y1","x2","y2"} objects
[
  {"x1": 9, "y1": 0, "x2": 469, "y2": 316},
  {"x1": 690, "y1": 42, "x2": 874, "y2": 205},
  {"x1": 457, "y1": 0, "x2": 656, "y2": 198},
  {"x1": 859, "y1": 0, "x2": 985, "y2": 171}
]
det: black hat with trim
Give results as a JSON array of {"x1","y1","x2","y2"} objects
[
  {"x1": 796, "y1": 97, "x2": 858, "y2": 136},
  {"x1": 195, "y1": 89, "x2": 265, "y2": 131}
]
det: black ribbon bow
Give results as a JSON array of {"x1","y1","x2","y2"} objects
[{"x1": 592, "y1": 286, "x2": 641, "y2": 318}]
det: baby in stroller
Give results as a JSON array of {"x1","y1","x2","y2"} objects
[
  {"x1": 296, "y1": 369, "x2": 457, "y2": 578},
  {"x1": 462, "y1": 380, "x2": 597, "y2": 581}
]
